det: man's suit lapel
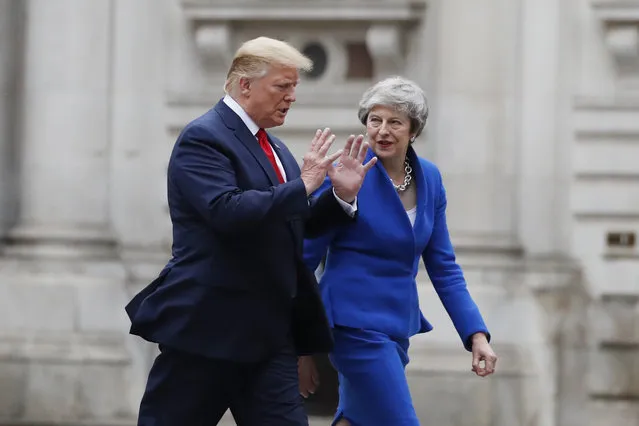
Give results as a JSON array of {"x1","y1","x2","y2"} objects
[
  {"x1": 214, "y1": 100, "x2": 280, "y2": 187},
  {"x1": 268, "y1": 135, "x2": 307, "y2": 242},
  {"x1": 270, "y1": 135, "x2": 300, "y2": 181}
]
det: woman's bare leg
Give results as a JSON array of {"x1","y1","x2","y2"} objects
[{"x1": 335, "y1": 419, "x2": 351, "y2": 426}]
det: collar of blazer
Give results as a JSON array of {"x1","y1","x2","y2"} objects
[{"x1": 366, "y1": 145, "x2": 428, "y2": 234}]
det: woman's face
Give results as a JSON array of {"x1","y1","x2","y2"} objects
[{"x1": 366, "y1": 105, "x2": 415, "y2": 161}]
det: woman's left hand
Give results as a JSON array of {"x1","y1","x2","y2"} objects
[{"x1": 470, "y1": 333, "x2": 497, "y2": 377}]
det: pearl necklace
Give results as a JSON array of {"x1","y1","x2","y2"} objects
[{"x1": 392, "y1": 160, "x2": 412, "y2": 192}]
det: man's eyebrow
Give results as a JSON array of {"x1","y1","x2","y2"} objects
[{"x1": 275, "y1": 79, "x2": 300, "y2": 85}]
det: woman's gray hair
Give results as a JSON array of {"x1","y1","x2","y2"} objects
[{"x1": 357, "y1": 76, "x2": 429, "y2": 138}]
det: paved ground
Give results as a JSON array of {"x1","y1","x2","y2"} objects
[{"x1": 218, "y1": 411, "x2": 332, "y2": 425}]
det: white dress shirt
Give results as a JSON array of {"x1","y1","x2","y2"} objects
[{"x1": 222, "y1": 95, "x2": 357, "y2": 216}]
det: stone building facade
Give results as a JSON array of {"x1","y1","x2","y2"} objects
[{"x1": 0, "y1": 0, "x2": 637, "y2": 425}]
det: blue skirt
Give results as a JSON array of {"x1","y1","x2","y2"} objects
[{"x1": 329, "y1": 327, "x2": 419, "y2": 426}]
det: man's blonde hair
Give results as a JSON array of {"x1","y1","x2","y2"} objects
[{"x1": 224, "y1": 37, "x2": 313, "y2": 94}]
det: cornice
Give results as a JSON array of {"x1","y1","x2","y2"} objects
[
  {"x1": 178, "y1": 0, "x2": 428, "y2": 79},
  {"x1": 180, "y1": 0, "x2": 427, "y2": 23}
]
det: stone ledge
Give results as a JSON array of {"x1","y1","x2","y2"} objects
[
  {"x1": 600, "y1": 341, "x2": 639, "y2": 350},
  {"x1": 601, "y1": 292, "x2": 639, "y2": 303},
  {"x1": 406, "y1": 342, "x2": 532, "y2": 377},
  {"x1": 592, "y1": 0, "x2": 639, "y2": 22},
  {"x1": 180, "y1": 0, "x2": 427, "y2": 22},
  {"x1": 0, "y1": 421, "x2": 134, "y2": 426},
  {"x1": 0, "y1": 333, "x2": 129, "y2": 365},
  {"x1": 0, "y1": 414, "x2": 336, "y2": 426},
  {"x1": 0, "y1": 258, "x2": 126, "y2": 281}
]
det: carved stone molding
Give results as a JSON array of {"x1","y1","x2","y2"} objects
[
  {"x1": 193, "y1": 23, "x2": 232, "y2": 74},
  {"x1": 181, "y1": 0, "x2": 426, "y2": 23},
  {"x1": 180, "y1": 0, "x2": 426, "y2": 77},
  {"x1": 592, "y1": 1, "x2": 639, "y2": 79},
  {"x1": 366, "y1": 24, "x2": 405, "y2": 79}
]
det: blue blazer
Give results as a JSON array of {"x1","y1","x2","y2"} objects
[
  {"x1": 125, "y1": 100, "x2": 354, "y2": 362},
  {"x1": 304, "y1": 147, "x2": 489, "y2": 351}
]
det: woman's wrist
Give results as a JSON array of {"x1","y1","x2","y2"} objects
[{"x1": 471, "y1": 332, "x2": 488, "y2": 344}]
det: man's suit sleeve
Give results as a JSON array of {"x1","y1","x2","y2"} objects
[
  {"x1": 304, "y1": 177, "x2": 355, "y2": 239},
  {"x1": 170, "y1": 129, "x2": 309, "y2": 234}
]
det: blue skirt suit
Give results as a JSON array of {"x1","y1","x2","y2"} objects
[{"x1": 303, "y1": 147, "x2": 490, "y2": 425}]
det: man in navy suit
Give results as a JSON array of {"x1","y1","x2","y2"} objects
[{"x1": 125, "y1": 36, "x2": 377, "y2": 425}]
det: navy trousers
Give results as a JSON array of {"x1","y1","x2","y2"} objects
[{"x1": 137, "y1": 344, "x2": 307, "y2": 426}]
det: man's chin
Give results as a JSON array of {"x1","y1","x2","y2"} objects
[{"x1": 271, "y1": 117, "x2": 286, "y2": 127}]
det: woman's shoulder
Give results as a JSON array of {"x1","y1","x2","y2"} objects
[{"x1": 415, "y1": 156, "x2": 442, "y2": 182}]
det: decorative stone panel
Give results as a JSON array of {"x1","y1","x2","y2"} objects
[
  {"x1": 592, "y1": 1, "x2": 639, "y2": 89},
  {"x1": 178, "y1": 0, "x2": 427, "y2": 105}
]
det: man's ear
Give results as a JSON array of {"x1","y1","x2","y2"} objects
[{"x1": 239, "y1": 77, "x2": 251, "y2": 96}]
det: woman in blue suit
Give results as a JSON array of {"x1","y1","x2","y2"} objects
[{"x1": 300, "y1": 77, "x2": 498, "y2": 426}]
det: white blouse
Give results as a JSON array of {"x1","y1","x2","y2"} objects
[{"x1": 406, "y1": 206, "x2": 417, "y2": 227}]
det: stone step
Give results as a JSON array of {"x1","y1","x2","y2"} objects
[
  {"x1": 588, "y1": 346, "x2": 639, "y2": 399},
  {"x1": 0, "y1": 415, "x2": 333, "y2": 426},
  {"x1": 591, "y1": 294, "x2": 639, "y2": 347},
  {"x1": 588, "y1": 399, "x2": 639, "y2": 426}
]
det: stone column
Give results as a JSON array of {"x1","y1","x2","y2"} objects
[
  {"x1": 416, "y1": 0, "x2": 521, "y2": 254},
  {"x1": 111, "y1": 0, "x2": 170, "y2": 268},
  {"x1": 110, "y1": 0, "x2": 168, "y2": 413},
  {"x1": 0, "y1": 1, "x2": 134, "y2": 423},
  {"x1": 517, "y1": 0, "x2": 569, "y2": 256},
  {"x1": 0, "y1": 0, "x2": 16, "y2": 238},
  {"x1": 5, "y1": 0, "x2": 116, "y2": 258}
]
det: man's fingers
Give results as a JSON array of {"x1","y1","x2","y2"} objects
[
  {"x1": 312, "y1": 128, "x2": 331, "y2": 152},
  {"x1": 309, "y1": 128, "x2": 323, "y2": 150},
  {"x1": 312, "y1": 364, "x2": 320, "y2": 386},
  {"x1": 318, "y1": 133, "x2": 336, "y2": 157}
]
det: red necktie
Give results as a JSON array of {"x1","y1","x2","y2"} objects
[{"x1": 257, "y1": 128, "x2": 285, "y2": 184}]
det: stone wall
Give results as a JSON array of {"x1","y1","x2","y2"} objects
[{"x1": 0, "y1": 0, "x2": 638, "y2": 425}]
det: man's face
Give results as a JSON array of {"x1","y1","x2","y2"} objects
[{"x1": 240, "y1": 65, "x2": 299, "y2": 129}]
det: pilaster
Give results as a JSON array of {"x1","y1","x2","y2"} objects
[
  {"x1": 4, "y1": 0, "x2": 117, "y2": 259},
  {"x1": 0, "y1": 0, "x2": 18, "y2": 239},
  {"x1": 0, "y1": 1, "x2": 134, "y2": 424},
  {"x1": 428, "y1": 0, "x2": 521, "y2": 257}
]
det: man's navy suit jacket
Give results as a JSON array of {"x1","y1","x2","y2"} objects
[{"x1": 125, "y1": 100, "x2": 353, "y2": 362}]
